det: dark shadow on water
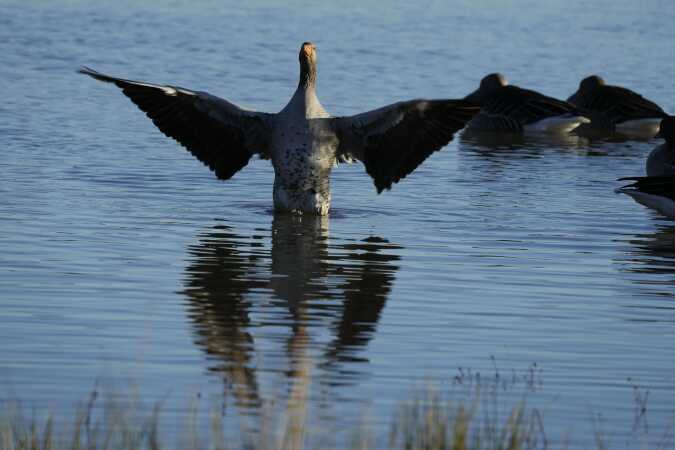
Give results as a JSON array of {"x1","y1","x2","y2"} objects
[
  {"x1": 574, "y1": 124, "x2": 660, "y2": 145},
  {"x1": 459, "y1": 128, "x2": 657, "y2": 159},
  {"x1": 615, "y1": 222, "x2": 675, "y2": 322},
  {"x1": 182, "y1": 214, "x2": 401, "y2": 410},
  {"x1": 456, "y1": 130, "x2": 590, "y2": 180},
  {"x1": 459, "y1": 129, "x2": 590, "y2": 157},
  {"x1": 620, "y1": 222, "x2": 675, "y2": 276}
]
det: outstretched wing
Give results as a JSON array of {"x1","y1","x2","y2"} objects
[
  {"x1": 331, "y1": 99, "x2": 479, "y2": 193},
  {"x1": 79, "y1": 66, "x2": 272, "y2": 180}
]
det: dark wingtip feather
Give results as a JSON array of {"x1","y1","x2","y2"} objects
[
  {"x1": 79, "y1": 67, "x2": 265, "y2": 181},
  {"x1": 616, "y1": 176, "x2": 675, "y2": 196},
  {"x1": 78, "y1": 65, "x2": 95, "y2": 74},
  {"x1": 374, "y1": 182, "x2": 388, "y2": 194},
  {"x1": 78, "y1": 66, "x2": 118, "y2": 84}
]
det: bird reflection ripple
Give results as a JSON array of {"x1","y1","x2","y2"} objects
[{"x1": 182, "y1": 215, "x2": 401, "y2": 410}]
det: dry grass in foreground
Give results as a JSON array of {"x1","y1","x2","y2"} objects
[
  {"x1": 1, "y1": 363, "x2": 671, "y2": 450},
  {"x1": 0, "y1": 397, "x2": 542, "y2": 450}
]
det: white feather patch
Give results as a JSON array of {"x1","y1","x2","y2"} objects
[
  {"x1": 616, "y1": 118, "x2": 661, "y2": 136},
  {"x1": 621, "y1": 190, "x2": 675, "y2": 218},
  {"x1": 523, "y1": 115, "x2": 590, "y2": 133}
]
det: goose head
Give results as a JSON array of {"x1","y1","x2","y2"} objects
[
  {"x1": 464, "y1": 73, "x2": 508, "y2": 105},
  {"x1": 568, "y1": 75, "x2": 605, "y2": 104},
  {"x1": 579, "y1": 75, "x2": 605, "y2": 93},
  {"x1": 298, "y1": 42, "x2": 317, "y2": 88}
]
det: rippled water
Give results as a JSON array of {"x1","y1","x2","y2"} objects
[{"x1": 2, "y1": 0, "x2": 675, "y2": 448}]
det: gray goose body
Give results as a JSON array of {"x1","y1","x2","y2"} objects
[
  {"x1": 618, "y1": 117, "x2": 675, "y2": 217},
  {"x1": 463, "y1": 73, "x2": 589, "y2": 133},
  {"x1": 646, "y1": 116, "x2": 675, "y2": 177},
  {"x1": 618, "y1": 176, "x2": 675, "y2": 218},
  {"x1": 79, "y1": 42, "x2": 479, "y2": 215},
  {"x1": 568, "y1": 75, "x2": 666, "y2": 134}
]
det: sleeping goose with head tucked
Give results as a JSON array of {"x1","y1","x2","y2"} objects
[
  {"x1": 568, "y1": 75, "x2": 667, "y2": 136},
  {"x1": 79, "y1": 42, "x2": 479, "y2": 216},
  {"x1": 463, "y1": 73, "x2": 589, "y2": 133}
]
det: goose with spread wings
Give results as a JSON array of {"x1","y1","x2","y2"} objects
[{"x1": 79, "y1": 42, "x2": 479, "y2": 215}]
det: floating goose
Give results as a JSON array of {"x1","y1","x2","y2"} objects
[
  {"x1": 567, "y1": 75, "x2": 666, "y2": 136},
  {"x1": 646, "y1": 116, "x2": 675, "y2": 176},
  {"x1": 617, "y1": 176, "x2": 675, "y2": 218},
  {"x1": 617, "y1": 117, "x2": 675, "y2": 216},
  {"x1": 463, "y1": 73, "x2": 589, "y2": 133},
  {"x1": 79, "y1": 42, "x2": 479, "y2": 215}
]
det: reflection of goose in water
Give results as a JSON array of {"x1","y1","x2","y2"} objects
[
  {"x1": 615, "y1": 225, "x2": 675, "y2": 322},
  {"x1": 459, "y1": 126, "x2": 656, "y2": 162},
  {"x1": 460, "y1": 128, "x2": 590, "y2": 154},
  {"x1": 182, "y1": 215, "x2": 400, "y2": 408},
  {"x1": 620, "y1": 225, "x2": 675, "y2": 276},
  {"x1": 457, "y1": 130, "x2": 594, "y2": 178},
  {"x1": 183, "y1": 225, "x2": 267, "y2": 409}
]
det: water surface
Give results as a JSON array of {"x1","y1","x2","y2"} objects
[{"x1": 2, "y1": 1, "x2": 675, "y2": 447}]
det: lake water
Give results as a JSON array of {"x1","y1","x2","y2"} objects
[{"x1": 2, "y1": 0, "x2": 675, "y2": 448}]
